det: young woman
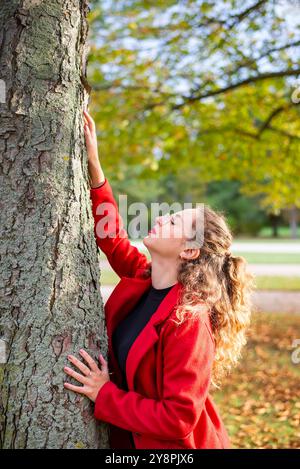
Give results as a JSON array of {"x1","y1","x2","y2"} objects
[{"x1": 63, "y1": 108, "x2": 254, "y2": 449}]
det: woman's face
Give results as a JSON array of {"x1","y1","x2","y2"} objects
[{"x1": 143, "y1": 208, "x2": 200, "y2": 259}]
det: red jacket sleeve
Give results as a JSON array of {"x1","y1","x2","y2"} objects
[
  {"x1": 89, "y1": 178, "x2": 150, "y2": 279},
  {"x1": 93, "y1": 316, "x2": 215, "y2": 440}
]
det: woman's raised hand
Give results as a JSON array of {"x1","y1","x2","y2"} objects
[
  {"x1": 83, "y1": 108, "x2": 98, "y2": 162},
  {"x1": 83, "y1": 108, "x2": 105, "y2": 187}
]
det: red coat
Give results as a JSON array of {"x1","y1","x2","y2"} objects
[{"x1": 89, "y1": 178, "x2": 231, "y2": 449}]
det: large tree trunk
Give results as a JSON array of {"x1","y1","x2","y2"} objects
[{"x1": 0, "y1": 0, "x2": 109, "y2": 448}]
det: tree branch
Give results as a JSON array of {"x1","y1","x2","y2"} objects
[
  {"x1": 171, "y1": 68, "x2": 300, "y2": 110},
  {"x1": 231, "y1": 0, "x2": 268, "y2": 24},
  {"x1": 257, "y1": 105, "x2": 288, "y2": 137},
  {"x1": 224, "y1": 40, "x2": 300, "y2": 76}
]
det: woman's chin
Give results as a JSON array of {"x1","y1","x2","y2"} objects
[
  {"x1": 143, "y1": 234, "x2": 150, "y2": 245},
  {"x1": 143, "y1": 234, "x2": 155, "y2": 246}
]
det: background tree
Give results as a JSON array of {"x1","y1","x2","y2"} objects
[
  {"x1": 86, "y1": 0, "x2": 300, "y2": 235},
  {"x1": 0, "y1": 0, "x2": 109, "y2": 448}
]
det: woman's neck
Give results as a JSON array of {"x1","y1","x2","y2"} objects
[{"x1": 150, "y1": 254, "x2": 179, "y2": 289}]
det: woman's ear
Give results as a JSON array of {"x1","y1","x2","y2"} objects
[{"x1": 179, "y1": 248, "x2": 200, "y2": 260}]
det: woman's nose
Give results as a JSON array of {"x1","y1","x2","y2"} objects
[{"x1": 155, "y1": 214, "x2": 169, "y2": 225}]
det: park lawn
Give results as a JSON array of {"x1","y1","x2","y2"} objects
[
  {"x1": 254, "y1": 276, "x2": 300, "y2": 291},
  {"x1": 236, "y1": 237, "x2": 300, "y2": 243},
  {"x1": 100, "y1": 269, "x2": 120, "y2": 285},
  {"x1": 233, "y1": 252, "x2": 300, "y2": 264},
  {"x1": 100, "y1": 269, "x2": 300, "y2": 292},
  {"x1": 212, "y1": 312, "x2": 300, "y2": 449}
]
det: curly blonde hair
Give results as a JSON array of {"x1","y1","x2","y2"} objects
[{"x1": 144, "y1": 204, "x2": 255, "y2": 389}]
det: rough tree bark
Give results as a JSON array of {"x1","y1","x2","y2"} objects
[{"x1": 0, "y1": 0, "x2": 109, "y2": 448}]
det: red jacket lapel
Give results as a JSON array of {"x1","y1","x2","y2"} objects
[
  {"x1": 126, "y1": 281, "x2": 182, "y2": 390},
  {"x1": 104, "y1": 277, "x2": 182, "y2": 390}
]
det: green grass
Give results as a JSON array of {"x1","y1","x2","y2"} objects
[
  {"x1": 255, "y1": 276, "x2": 300, "y2": 291},
  {"x1": 234, "y1": 252, "x2": 300, "y2": 264},
  {"x1": 213, "y1": 312, "x2": 300, "y2": 448},
  {"x1": 100, "y1": 269, "x2": 300, "y2": 291},
  {"x1": 100, "y1": 269, "x2": 120, "y2": 285},
  {"x1": 101, "y1": 249, "x2": 300, "y2": 265}
]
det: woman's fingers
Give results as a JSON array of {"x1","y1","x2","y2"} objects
[
  {"x1": 67, "y1": 354, "x2": 91, "y2": 376},
  {"x1": 84, "y1": 123, "x2": 93, "y2": 141},
  {"x1": 83, "y1": 109, "x2": 95, "y2": 130},
  {"x1": 83, "y1": 112, "x2": 91, "y2": 129},
  {"x1": 99, "y1": 354, "x2": 108, "y2": 374},
  {"x1": 64, "y1": 382, "x2": 86, "y2": 394},
  {"x1": 84, "y1": 123, "x2": 90, "y2": 135},
  {"x1": 64, "y1": 366, "x2": 88, "y2": 385},
  {"x1": 79, "y1": 349, "x2": 99, "y2": 372},
  {"x1": 82, "y1": 110, "x2": 98, "y2": 161}
]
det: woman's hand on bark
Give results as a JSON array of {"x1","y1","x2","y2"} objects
[
  {"x1": 83, "y1": 108, "x2": 105, "y2": 187},
  {"x1": 63, "y1": 349, "x2": 111, "y2": 403},
  {"x1": 83, "y1": 109, "x2": 99, "y2": 163}
]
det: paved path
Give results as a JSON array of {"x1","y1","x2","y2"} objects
[
  {"x1": 251, "y1": 291, "x2": 300, "y2": 315},
  {"x1": 100, "y1": 285, "x2": 300, "y2": 315},
  {"x1": 248, "y1": 264, "x2": 300, "y2": 276}
]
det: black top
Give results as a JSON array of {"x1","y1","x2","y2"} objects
[{"x1": 112, "y1": 283, "x2": 175, "y2": 391}]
